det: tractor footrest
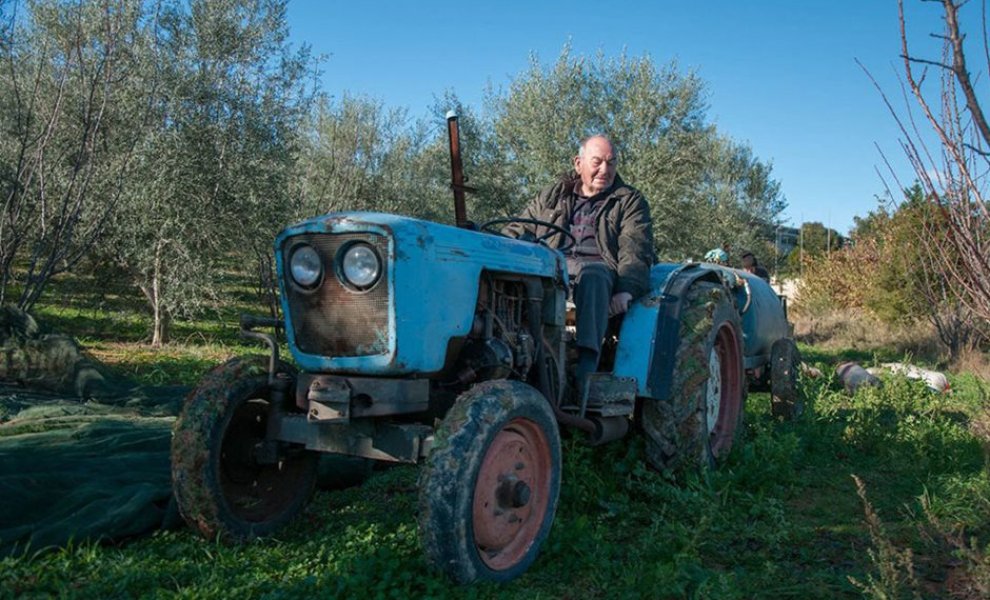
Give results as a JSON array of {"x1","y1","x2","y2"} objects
[{"x1": 565, "y1": 373, "x2": 636, "y2": 417}]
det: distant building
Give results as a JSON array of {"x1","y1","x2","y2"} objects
[{"x1": 775, "y1": 226, "x2": 800, "y2": 256}]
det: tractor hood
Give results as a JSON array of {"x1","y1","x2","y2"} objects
[{"x1": 274, "y1": 211, "x2": 566, "y2": 375}]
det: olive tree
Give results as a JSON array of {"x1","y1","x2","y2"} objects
[
  {"x1": 0, "y1": 0, "x2": 147, "y2": 310},
  {"x1": 697, "y1": 137, "x2": 785, "y2": 263},
  {"x1": 484, "y1": 46, "x2": 787, "y2": 261},
  {"x1": 107, "y1": 0, "x2": 315, "y2": 345},
  {"x1": 293, "y1": 91, "x2": 504, "y2": 227},
  {"x1": 294, "y1": 46, "x2": 786, "y2": 264},
  {"x1": 294, "y1": 95, "x2": 451, "y2": 221}
]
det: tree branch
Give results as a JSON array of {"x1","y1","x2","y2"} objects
[
  {"x1": 902, "y1": 54, "x2": 953, "y2": 69},
  {"x1": 944, "y1": 0, "x2": 990, "y2": 148}
]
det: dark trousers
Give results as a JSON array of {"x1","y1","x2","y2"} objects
[{"x1": 568, "y1": 260, "x2": 616, "y2": 356}]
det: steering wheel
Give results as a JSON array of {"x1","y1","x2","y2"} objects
[{"x1": 480, "y1": 217, "x2": 577, "y2": 253}]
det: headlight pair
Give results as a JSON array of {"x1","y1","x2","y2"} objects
[{"x1": 288, "y1": 242, "x2": 382, "y2": 291}]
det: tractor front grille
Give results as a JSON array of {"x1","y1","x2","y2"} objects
[{"x1": 282, "y1": 233, "x2": 390, "y2": 357}]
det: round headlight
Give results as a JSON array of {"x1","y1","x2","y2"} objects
[
  {"x1": 341, "y1": 243, "x2": 381, "y2": 289},
  {"x1": 289, "y1": 245, "x2": 322, "y2": 288}
]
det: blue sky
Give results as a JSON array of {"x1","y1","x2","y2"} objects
[{"x1": 286, "y1": 1, "x2": 950, "y2": 235}]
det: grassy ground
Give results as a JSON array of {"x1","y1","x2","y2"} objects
[{"x1": 2, "y1": 279, "x2": 989, "y2": 599}]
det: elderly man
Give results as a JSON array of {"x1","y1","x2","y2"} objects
[{"x1": 506, "y1": 135, "x2": 653, "y2": 390}]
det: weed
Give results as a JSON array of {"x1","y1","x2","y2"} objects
[
  {"x1": 919, "y1": 487, "x2": 990, "y2": 599},
  {"x1": 848, "y1": 475, "x2": 922, "y2": 600}
]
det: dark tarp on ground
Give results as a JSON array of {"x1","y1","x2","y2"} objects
[
  {"x1": 0, "y1": 307, "x2": 187, "y2": 556},
  {"x1": 0, "y1": 385, "x2": 187, "y2": 556},
  {"x1": 0, "y1": 308, "x2": 373, "y2": 556}
]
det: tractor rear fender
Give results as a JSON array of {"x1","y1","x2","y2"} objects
[{"x1": 612, "y1": 263, "x2": 724, "y2": 401}]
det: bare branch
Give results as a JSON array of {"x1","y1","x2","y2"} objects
[
  {"x1": 944, "y1": 0, "x2": 990, "y2": 148},
  {"x1": 902, "y1": 54, "x2": 953, "y2": 69},
  {"x1": 983, "y1": 0, "x2": 990, "y2": 81},
  {"x1": 963, "y1": 141, "x2": 990, "y2": 155}
]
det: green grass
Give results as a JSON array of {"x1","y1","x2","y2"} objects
[
  {"x1": 25, "y1": 267, "x2": 281, "y2": 387},
  {"x1": 3, "y1": 276, "x2": 989, "y2": 599}
]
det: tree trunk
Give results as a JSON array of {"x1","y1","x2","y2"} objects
[
  {"x1": 141, "y1": 241, "x2": 170, "y2": 348},
  {"x1": 151, "y1": 303, "x2": 169, "y2": 348}
]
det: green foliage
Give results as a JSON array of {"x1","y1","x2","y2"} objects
[
  {"x1": 784, "y1": 221, "x2": 845, "y2": 274},
  {"x1": 796, "y1": 186, "x2": 985, "y2": 360},
  {"x1": 104, "y1": 0, "x2": 316, "y2": 345},
  {"x1": 847, "y1": 475, "x2": 923, "y2": 600},
  {"x1": 0, "y1": 0, "x2": 149, "y2": 309},
  {"x1": 295, "y1": 96, "x2": 434, "y2": 220},
  {"x1": 816, "y1": 371, "x2": 980, "y2": 474},
  {"x1": 291, "y1": 46, "x2": 790, "y2": 263},
  {"x1": 4, "y1": 9, "x2": 789, "y2": 342},
  {"x1": 484, "y1": 46, "x2": 786, "y2": 261},
  {"x1": 0, "y1": 0, "x2": 318, "y2": 343},
  {"x1": 853, "y1": 188, "x2": 929, "y2": 325}
]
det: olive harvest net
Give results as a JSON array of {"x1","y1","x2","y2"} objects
[{"x1": 0, "y1": 307, "x2": 186, "y2": 556}]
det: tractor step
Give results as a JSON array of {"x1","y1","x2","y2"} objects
[{"x1": 563, "y1": 373, "x2": 637, "y2": 417}]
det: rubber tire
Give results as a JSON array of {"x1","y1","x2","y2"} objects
[
  {"x1": 418, "y1": 380, "x2": 562, "y2": 583},
  {"x1": 770, "y1": 338, "x2": 803, "y2": 419},
  {"x1": 171, "y1": 356, "x2": 318, "y2": 542},
  {"x1": 747, "y1": 365, "x2": 771, "y2": 393},
  {"x1": 641, "y1": 281, "x2": 745, "y2": 473}
]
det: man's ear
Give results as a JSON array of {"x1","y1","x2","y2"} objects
[{"x1": 573, "y1": 155, "x2": 582, "y2": 172}]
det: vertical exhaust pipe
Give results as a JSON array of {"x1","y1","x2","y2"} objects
[{"x1": 446, "y1": 111, "x2": 475, "y2": 229}]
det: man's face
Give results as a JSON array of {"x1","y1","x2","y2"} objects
[
  {"x1": 742, "y1": 255, "x2": 756, "y2": 270},
  {"x1": 574, "y1": 137, "x2": 617, "y2": 196}
]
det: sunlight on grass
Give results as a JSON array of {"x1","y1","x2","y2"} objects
[{"x1": 4, "y1": 285, "x2": 988, "y2": 598}]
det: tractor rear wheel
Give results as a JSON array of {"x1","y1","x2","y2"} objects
[
  {"x1": 418, "y1": 380, "x2": 561, "y2": 583},
  {"x1": 171, "y1": 357, "x2": 318, "y2": 542},
  {"x1": 641, "y1": 281, "x2": 745, "y2": 473}
]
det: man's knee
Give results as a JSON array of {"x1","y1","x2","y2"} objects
[
  {"x1": 573, "y1": 262, "x2": 613, "y2": 284},
  {"x1": 573, "y1": 262, "x2": 615, "y2": 298},
  {"x1": 572, "y1": 263, "x2": 615, "y2": 352}
]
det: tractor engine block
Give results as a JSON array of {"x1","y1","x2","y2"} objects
[{"x1": 457, "y1": 277, "x2": 535, "y2": 383}]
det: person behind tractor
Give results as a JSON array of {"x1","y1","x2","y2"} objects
[
  {"x1": 504, "y1": 134, "x2": 654, "y2": 393},
  {"x1": 703, "y1": 248, "x2": 729, "y2": 265},
  {"x1": 741, "y1": 251, "x2": 771, "y2": 282}
]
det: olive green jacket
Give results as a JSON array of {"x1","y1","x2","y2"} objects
[{"x1": 506, "y1": 173, "x2": 654, "y2": 298}]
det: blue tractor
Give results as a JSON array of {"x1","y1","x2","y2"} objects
[{"x1": 170, "y1": 115, "x2": 800, "y2": 583}]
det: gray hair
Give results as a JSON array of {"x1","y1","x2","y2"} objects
[{"x1": 577, "y1": 134, "x2": 614, "y2": 158}]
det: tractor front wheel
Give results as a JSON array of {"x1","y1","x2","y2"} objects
[
  {"x1": 418, "y1": 380, "x2": 561, "y2": 583},
  {"x1": 171, "y1": 357, "x2": 318, "y2": 542}
]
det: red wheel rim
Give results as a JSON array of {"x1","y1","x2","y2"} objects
[
  {"x1": 219, "y1": 398, "x2": 311, "y2": 522},
  {"x1": 472, "y1": 417, "x2": 552, "y2": 571},
  {"x1": 709, "y1": 322, "x2": 742, "y2": 457}
]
